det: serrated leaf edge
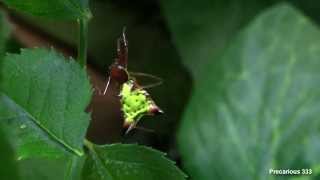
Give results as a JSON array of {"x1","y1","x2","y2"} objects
[
  {"x1": 89, "y1": 143, "x2": 188, "y2": 179},
  {"x1": 1, "y1": 48, "x2": 92, "y2": 156}
]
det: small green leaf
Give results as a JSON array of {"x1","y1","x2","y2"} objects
[
  {"x1": 1, "y1": 0, "x2": 91, "y2": 20},
  {"x1": 0, "y1": 48, "x2": 92, "y2": 158},
  {"x1": 178, "y1": 3, "x2": 320, "y2": 180},
  {"x1": 82, "y1": 143, "x2": 186, "y2": 180}
]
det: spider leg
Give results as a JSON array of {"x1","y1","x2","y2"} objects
[
  {"x1": 134, "y1": 126, "x2": 155, "y2": 133},
  {"x1": 103, "y1": 76, "x2": 111, "y2": 95},
  {"x1": 125, "y1": 123, "x2": 136, "y2": 134},
  {"x1": 116, "y1": 27, "x2": 128, "y2": 68},
  {"x1": 129, "y1": 72, "x2": 163, "y2": 89}
]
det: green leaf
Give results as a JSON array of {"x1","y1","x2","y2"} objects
[
  {"x1": 161, "y1": 0, "x2": 275, "y2": 79},
  {"x1": 0, "y1": 10, "x2": 17, "y2": 180},
  {"x1": 82, "y1": 143, "x2": 186, "y2": 180},
  {"x1": 0, "y1": 128, "x2": 19, "y2": 180},
  {"x1": 18, "y1": 155, "x2": 86, "y2": 180},
  {"x1": 0, "y1": 11, "x2": 10, "y2": 55},
  {"x1": 178, "y1": 3, "x2": 320, "y2": 180},
  {"x1": 1, "y1": 0, "x2": 91, "y2": 20},
  {"x1": 0, "y1": 48, "x2": 92, "y2": 158}
]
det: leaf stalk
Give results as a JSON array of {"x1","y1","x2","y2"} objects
[{"x1": 77, "y1": 18, "x2": 89, "y2": 67}]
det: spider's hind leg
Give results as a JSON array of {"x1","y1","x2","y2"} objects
[{"x1": 103, "y1": 76, "x2": 111, "y2": 95}]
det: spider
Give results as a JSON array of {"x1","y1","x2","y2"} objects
[{"x1": 103, "y1": 28, "x2": 163, "y2": 134}]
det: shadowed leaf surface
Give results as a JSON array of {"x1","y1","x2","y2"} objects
[
  {"x1": 0, "y1": 9, "x2": 18, "y2": 180},
  {"x1": 178, "y1": 3, "x2": 320, "y2": 180},
  {"x1": 161, "y1": 0, "x2": 276, "y2": 79},
  {"x1": 1, "y1": 0, "x2": 91, "y2": 20},
  {"x1": 0, "y1": 11, "x2": 10, "y2": 56},
  {"x1": 0, "y1": 128, "x2": 19, "y2": 180}
]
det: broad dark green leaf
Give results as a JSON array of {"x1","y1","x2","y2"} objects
[
  {"x1": 178, "y1": 3, "x2": 320, "y2": 180},
  {"x1": 161, "y1": 0, "x2": 276, "y2": 79},
  {"x1": 82, "y1": 143, "x2": 186, "y2": 180},
  {"x1": 0, "y1": 128, "x2": 19, "y2": 180},
  {"x1": 1, "y1": 0, "x2": 91, "y2": 20},
  {"x1": 0, "y1": 48, "x2": 92, "y2": 159}
]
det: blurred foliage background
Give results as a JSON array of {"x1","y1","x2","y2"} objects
[{"x1": 2, "y1": 0, "x2": 320, "y2": 179}]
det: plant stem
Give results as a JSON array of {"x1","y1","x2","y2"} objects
[{"x1": 78, "y1": 18, "x2": 89, "y2": 67}]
